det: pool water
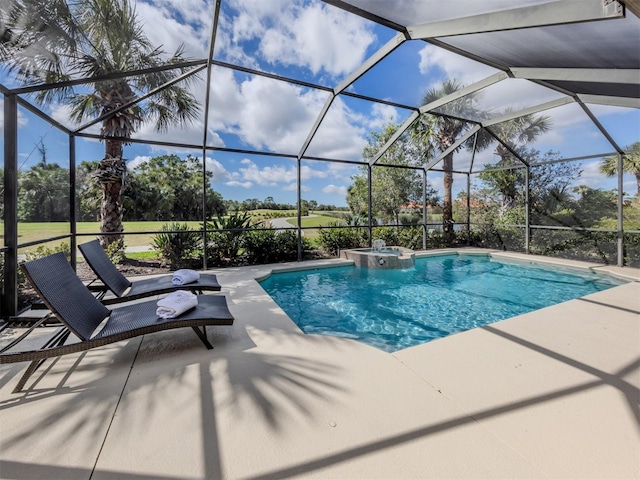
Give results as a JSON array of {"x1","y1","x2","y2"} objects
[{"x1": 259, "y1": 254, "x2": 626, "y2": 352}]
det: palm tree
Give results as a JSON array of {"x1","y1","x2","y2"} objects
[
  {"x1": 600, "y1": 142, "x2": 640, "y2": 200},
  {"x1": 3, "y1": 0, "x2": 200, "y2": 248},
  {"x1": 482, "y1": 111, "x2": 552, "y2": 209},
  {"x1": 0, "y1": 0, "x2": 78, "y2": 72},
  {"x1": 412, "y1": 80, "x2": 482, "y2": 242}
]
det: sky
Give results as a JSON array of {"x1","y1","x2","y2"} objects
[{"x1": 1, "y1": 0, "x2": 639, "y2": 206}]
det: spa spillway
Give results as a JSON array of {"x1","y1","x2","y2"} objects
[{"x1": 340, "y1": 246, "x2": 415, "y2": 269}]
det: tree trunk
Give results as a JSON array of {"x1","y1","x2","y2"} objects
[
  {"x1": 95, "y1": 139, "x2": 126, "y2": 249},
  {"x1": 100, "y1": 180, "x2": 123, "y2": 248},
  {"x1": 442, "y1": 153, "x2": 454, "y2": 244}
]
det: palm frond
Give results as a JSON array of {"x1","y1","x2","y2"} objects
[
  {"x1": 4, "y1": 0, "x2": 200, "y2": 137},
  {"x1": 68, "y1": 93, "x2": 99, "y2": 124}
]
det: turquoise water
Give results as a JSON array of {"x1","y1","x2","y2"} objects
[{"x1": 259, "y1": 254, "x2": 626, "y2": 352}]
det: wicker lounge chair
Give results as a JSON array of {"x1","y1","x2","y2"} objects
[
  {"x1": 78, "y1": 239, "x2": 221, "y2": 304},
  {"x1": 0, "y1": 252, "x2": 234, "y2": 393}
]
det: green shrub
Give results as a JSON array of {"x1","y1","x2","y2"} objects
[
  {"x1": 427, "y1": 229, "x2": 470, "y2": 249},
  {"x1": 318, "y1": 224, "x2": 366, "y2": 256},
  {"x1": 152, "y1": 222, "x2": 202, "y2": 269},
  {"x1": 105, "y1": 238, "x2": 126, "y2": 264},
  {"x1": 339, "y1": 225, "x2": 425, "y2": 251},
  {"x1": 398, "y1": 213, "x2": 422, "y2": 225},
  {"x1": 24, "y1": 242, "x2": 71, "y2": 262},
  {"x1": 207, "y1": 210, "x2": 255, "y2": 265},
  {"x1": 398, "y1": 226, "x2": 424, "y2": 250},
  {"x1": 0, "y1": 253, "x2": 18, "y2": 295},
  {"x1": 371, "y1": 226, "x2": 399, "y2": 247},
  {"x1": 243, "y1": 229, "x2": 309, "y2": 264},
  {"x1": 530, "y1": 229, "x2": 616, "y2": 264},
  {"x1": 468, "y1": 224, "x2": 524, "y2": 251}
]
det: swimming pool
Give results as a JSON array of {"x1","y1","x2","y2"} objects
[{"x1": 259, "y1": 254, "x2": 626, "y2": 352}]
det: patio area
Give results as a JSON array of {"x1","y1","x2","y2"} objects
[{"x1": 1, "y1": 250, "x2": 638, "y2": 479}]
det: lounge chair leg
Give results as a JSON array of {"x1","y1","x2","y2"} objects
[
  {"x1": 12, "y1": 360, "x2": 42, "y2": 393},
  {"x1": 191, "y1": 326, "x2": 213, "y2": 350},
  {"x1": 11, "y1": 327, "x2": 72, "y2": 393}
]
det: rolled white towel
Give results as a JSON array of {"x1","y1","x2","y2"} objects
[
  {"x1": 156, "y1": 291, "x2": 198, "y2": 319},
  {"x1": 171, "y1": 269, "x2": 200, "y2": 285}
]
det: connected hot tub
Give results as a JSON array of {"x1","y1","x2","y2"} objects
[{"x1": 340, "y1": 245, "x2": 415, "y2": 269}]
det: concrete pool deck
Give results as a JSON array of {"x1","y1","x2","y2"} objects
[{"x1": 1, "y1": 249, "x2": 638, "y2": 479}]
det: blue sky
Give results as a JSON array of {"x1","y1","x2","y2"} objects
[{"x1": 1, "y1": 0, "x2": 639, "y2": 206}]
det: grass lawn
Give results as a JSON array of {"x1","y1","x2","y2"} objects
[
  {"x1": 286, "y1": 215, "x2": 345, "y2": 228},
  {"x1": 284, "y1": 215, "x2": 346, "y2": 240},
  {"x1": 2, "y1": 213, "x2": 443, "y2": 250},
  {"x1": 5, "y1": 221, "x2": 203, "y2": 251}
]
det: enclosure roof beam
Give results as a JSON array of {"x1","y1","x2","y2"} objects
[
  {"x1": 333, "y1": 32, "x2": 408, "y2": 94},
  {"x1": 368, "y1": 111, "x2": 420, "y2": 166},
  {"x1": 297, "y1": 95, "x2": 335, "y2": 161},
  {"x1": 625, "y1": 0, "x2": 640, "y2": 17},
  {"x1": 576, "y1": 100, "x2": 623, "y2": 153},
  {"x1": 15, "y1": 95, "x2": 71, "y2": 134},
  {"x1": 578, "y1": 94, "x2": 640, "y2": 109},
  {"x1": 201, "y1": 0, "x2": 222, "y2": 153},
  {"x1": 369, "y1": 72, "x2": 505, "y2": 167},
  {"x1": 510, "y1": 67, "x2": 640, "y2": 85},
  {"x1": 407, "y1": 0, "x2": 624, "y2": 39},
  {"x1": 76, "y1": 131, "x2": 377, "y2": 166},
  {"x1": 9, "y1": 60, "x2": 208, "y2": 95},
  {"x1": 482, "y1": 127, "x2": 530, "y2": 168},
  {"x1": 482, "y1": 97, "x2": 574, "y2": 127},
  {"x1": 419, "y1": 72, "x2": 508, "y2": 114},
  {"x1": 212, "y1": 59, "x2": 333, "y2": 92},
  {"x1": 423, "y1": 125, "x2": 481, "y2": 171},
  {"x1": 298, "y1": 31, "x2": 408, "y2": 160},
  {"x1": 530, "y1": 151, "x2": 618, "y2": 166}
]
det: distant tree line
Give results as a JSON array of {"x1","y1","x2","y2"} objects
[
  {"x1": 223, "y1": 197, "x2": 346, "y2": 212},
  {"x1": 16, "y1": 154, "x2": 225, "y2": 222},
  {"x1": 14, "y1": 153, "x2": 348, "y2": 224}
]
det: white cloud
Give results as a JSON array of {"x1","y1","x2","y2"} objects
[
  {"x1": 304, "y1": 97, "x2": 368, "y2": 159},
  {"x1": 579, "y1": 160, "x2": 610, "y2": 189},
  {"x1": 205, "y1": 157, "x2": 230, "y2": 182},
  {"x1": 48, "y1": 96, "x2": 226, "y2": 156},
  {"x1": 48, "y1": 103, "x2": 100, "y2": 134},
  {"x1": 134, "y1": 118, "x2": 225, "y2": 152},
  {"x1": 426, "y1": 171, "x2": 445, "y2": 194},
  {"x1": 224, "y1": 157, "x2": 345, "y2": 193},
  {"x1": 369, "y1": 103, "x2": 400, "y2": 130},
  {"x1": 207, "y1": 70, "x2": 368, "y2": 160},
  {"x1": 236, "y1": 160, "x2": 292, "y2": 187},
  {"x1": 128, "y1": 155, "x2": 152, "y2": 170},
  {"x1": 136, "y1": 0, "x2": 213, "y2": 59},
  {"x1": 301, "y1": 165, "x2": 328, "y2": 181},
  {"x1": 478, "y1": 79, "x2": 566, "y2": 117},
  {"x1": 418, "y1": 44, "x2": 497, "y2": 86},
  {"x1": 322, "y1": 184, "x2": 348, "y2": 197},
  {"x1": 417, "y1": 45, "x2": 572, "y2": 121},
  {"x1": 209, "y1": 72, "x2": 322, "y2": 153},
  {"x1": 222, "y1": 0, "x2": 375, "y2": 78},
  {"x1": 225, "y1": 180, "x2": 253, "y2": 188},
  {"x1": 283, "y1": 182, "x2": 309, "y2": 192}
]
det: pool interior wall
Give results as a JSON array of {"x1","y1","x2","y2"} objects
[{"x1": 259, "y1": 251, "x2": 628, "y2": 352}]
